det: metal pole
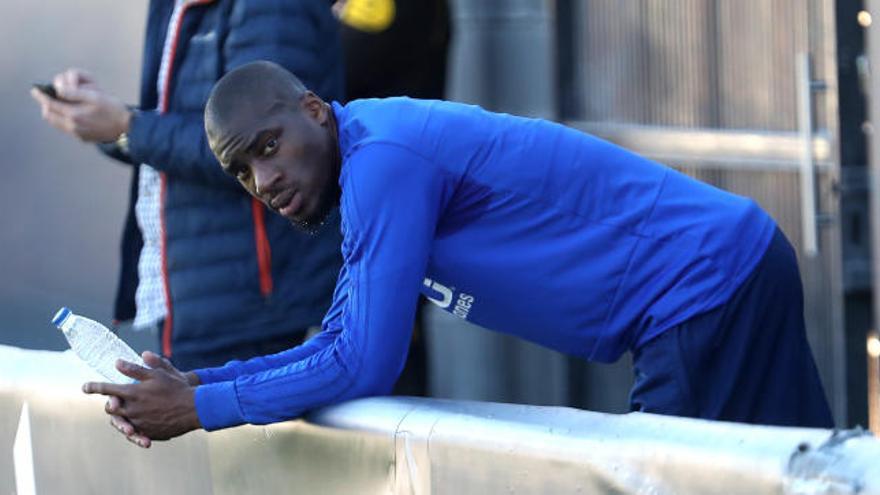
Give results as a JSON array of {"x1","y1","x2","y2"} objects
[
  {"x1": 868, "y1": 0, "x2": 880, "y2": 434},
  {"x1": 797, "y1": 53, "x2": 820, "y2": 257}
]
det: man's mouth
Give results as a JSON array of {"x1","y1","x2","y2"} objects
[{"x1": 276, "y1": 190, "x2": 302, "y2": 218}]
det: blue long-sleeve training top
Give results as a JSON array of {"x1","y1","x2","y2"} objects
[{"x1": 193, "y1": 98, "x2": 776, "y2": 430}]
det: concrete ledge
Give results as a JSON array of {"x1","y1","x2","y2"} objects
[{"x1": 1, "y1": 345, "x2": 877, "y2": 494}]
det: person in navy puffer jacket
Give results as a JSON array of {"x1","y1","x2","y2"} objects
[{"x1": 30, "y1": 1, "x2": 344, "y2": 373}]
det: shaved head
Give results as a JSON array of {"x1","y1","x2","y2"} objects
[
  {"x1": 205, "y1": 61, "x2": 309, "y2": 166},
  {"x1": 203, "y1": 60, "x2": 341, "y2": 234}
]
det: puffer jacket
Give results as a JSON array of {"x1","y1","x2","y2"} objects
[{"x1": 103, "y1": 0, "x2": 344, "y2": 360}]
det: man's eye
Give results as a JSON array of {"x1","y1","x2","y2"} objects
[{"x1": 262, "y1": 138, "x2": 278, "y2": 156}]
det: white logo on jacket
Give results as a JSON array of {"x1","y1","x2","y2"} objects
[{"x1": 423, "y1": 278, "x2": 475, "y2": 320}]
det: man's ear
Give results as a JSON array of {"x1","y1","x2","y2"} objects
[{"x1": 301, "y1": 91, "x2": 328, "y2": 125}]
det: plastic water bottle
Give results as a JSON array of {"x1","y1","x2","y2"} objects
[{"x1": 52, "y1": 307, "x2": 145, "y2": 384}]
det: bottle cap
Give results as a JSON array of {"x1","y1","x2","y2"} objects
[{"x1": 52, "y1": 307, "x2": 72, "y2": 328}]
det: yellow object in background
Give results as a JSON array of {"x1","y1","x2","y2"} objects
[{"x1": 338, "y1": 0, "x2": 396, "y2": 33}]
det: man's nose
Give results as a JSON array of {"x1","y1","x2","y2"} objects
[{"x1": 253, "y1": 163, "x2": 281, "y2": 197}]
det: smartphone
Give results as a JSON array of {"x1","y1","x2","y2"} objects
[{"x1": 33, "y1": 82, "x2": 60, "y2": 100}]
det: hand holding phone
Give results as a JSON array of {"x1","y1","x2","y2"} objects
[
  {"x1": 31, "y1": 73, "x2": 132, "y2": 142},
  {"x1": 33, "y1": 82, "x2": 62, "y2": 101}
]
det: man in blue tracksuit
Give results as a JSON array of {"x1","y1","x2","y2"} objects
[{"x1": 85, "y1": 61, "x2": 833, "y2": 445}]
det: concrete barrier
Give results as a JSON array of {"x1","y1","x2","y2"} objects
[{"x1": 1, "y1": 345, "x2": 878, "y2": 494}]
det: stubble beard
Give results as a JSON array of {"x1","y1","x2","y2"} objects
[{"x1": 289, "y1": 183, "x2": 340, "y2": 235}]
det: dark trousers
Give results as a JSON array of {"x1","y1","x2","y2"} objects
[{"x1": 629, "y1": 228, "x2": 834, "y2": 428}]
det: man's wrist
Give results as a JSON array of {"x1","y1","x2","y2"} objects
[
  {"x1": 185, "y1": 371, "x2": 201, "y2": 386},
  {"x1": 114, "y1": 131, "x2": 130, "y2": 155},
  {"x1": 111, "y1": 107, "x2": 135, "y2": 153},
  {"x1": 186, "y1": 386, "x2": 203, "y2": 431},
  {"x1": 194, "y1": 381, "x2": 246, "y2": 431},
  {"x1": 120, "y1": 106, "x2": 133, "y2": 134}
]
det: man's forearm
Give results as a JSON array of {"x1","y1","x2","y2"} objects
[{"x1": 193, "y1": 329, "x2": 338, "y2": 385}]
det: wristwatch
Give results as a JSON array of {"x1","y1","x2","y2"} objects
[
  {"x1": 114, "y1": 107, "x2": 137, "y2": 155},
  {"x1": 114, "y1": 131, "x2": 130, "y2": 155}
]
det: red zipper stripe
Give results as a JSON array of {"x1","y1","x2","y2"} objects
[
  {"x1": 160, "y1": 173, "x2": 174, "y2": 357},
  {"x1": 252, "y1": 198, "x2": 274, "y2": 297}
]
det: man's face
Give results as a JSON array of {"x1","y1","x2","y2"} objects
[{"x1": 212, "y1": 95, "x2": 339, "y2": 233}]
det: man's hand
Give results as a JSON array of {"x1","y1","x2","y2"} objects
[
  {"x1": 104, "y1": 352, "x2": 201, "y2": 448},
  {"x1": 30, "y1": 68, "x2": 131, "y2": 143},
  {"x1": 83, "y1": 351, "x2": 202, "y2": 445},
  {"x1": 106, "y1": 396, "x2": 152, "y2": 448}
]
